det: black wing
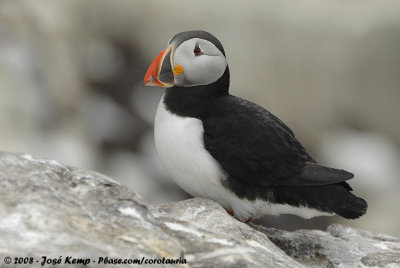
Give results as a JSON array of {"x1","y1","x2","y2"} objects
[{"x1": 202, "y1": 95, "x2": 353, "y2": 188}]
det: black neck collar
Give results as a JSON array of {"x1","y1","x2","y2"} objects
[{"x1": 163, "y1": 67, "x2": 230, "y2": 118}]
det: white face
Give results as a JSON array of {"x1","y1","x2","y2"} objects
[{"x1": 172, "y1": 38, "x2": 227, "y2": 87}]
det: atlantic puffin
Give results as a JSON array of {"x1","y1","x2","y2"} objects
[{"x1": 143, "y1": 30, "x2": 367, "y2": 222}]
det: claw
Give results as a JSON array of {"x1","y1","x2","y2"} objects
[{"x1": 225, "y1": 210, "x2": 252, "y2": 223}]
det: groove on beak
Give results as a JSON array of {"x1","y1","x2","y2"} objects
[{"x1": 143, "y1": 45, "x2": 175, "y2": 87}]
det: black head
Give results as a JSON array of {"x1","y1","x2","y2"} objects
[
  {"x1": 169, "y1": 30, "x2": 226, "y2": 56},
  {"x1": 143, "y1": 30, "x2": 229, "y2": 90}
]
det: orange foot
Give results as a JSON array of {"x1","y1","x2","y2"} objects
[
  {"x1": 225, "y1": 210, "x2": 252, "y2": 223},
  {"x1": 226, "y1": 210, "x2": 234, "y2": 216}
]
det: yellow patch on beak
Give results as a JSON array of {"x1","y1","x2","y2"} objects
[{"x1": 172, "y1": 64, "x2": 184, "y2": 75}]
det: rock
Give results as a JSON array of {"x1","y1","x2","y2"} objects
[
  {"x1": 0, "y1": 151, "x2": 399, "y2": 267},
  {"x1": 252, "y1": 224, "x2": 400, "y2": 267},
  {"x1": 150, "y1": 199, "x2": 300, "y2": 268},
  {"x1": 0, "y1": 152, "x2": 183, "y2": 267}
]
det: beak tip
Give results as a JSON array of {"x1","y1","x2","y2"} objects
[{"x1": 143, "y1": 76, "x2": 160, "y2": 87}]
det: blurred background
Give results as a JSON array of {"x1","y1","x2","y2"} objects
[{"x1": 1, "y1": 0, "x2": 399, "y2": 236}]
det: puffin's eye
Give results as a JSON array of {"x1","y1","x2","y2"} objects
[{"x1": 194, "y1": 45, "x2": 202, "y2": 56}]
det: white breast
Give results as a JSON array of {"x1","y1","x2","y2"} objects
[
  {"x1": 154, "y1": 96, "x2": 230, "y2": 205},
  {"x1": 154, "y1": 95, "x2": 333, "y2": 221}
]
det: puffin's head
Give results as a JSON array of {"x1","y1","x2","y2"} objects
[{"x1": 143, "y1": 30, "x2": 227, "y2": 88}]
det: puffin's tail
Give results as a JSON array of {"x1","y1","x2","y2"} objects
[
  {"x1": 294, "y1": 163, "x2": 368, "y2": 219},
  {"x1": 276, "y1": 182, "x2": 368, "y2": 219},
  {"x1": 308, "y1": 182, "x2": 368, "y2": 219},
  {"x1": 330, "y1": 185, "x2": 368, "y2": 219}
]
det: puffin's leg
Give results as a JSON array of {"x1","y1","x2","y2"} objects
[
  {"x1": 225, "y1": 210, "x2": 252, "y2": 223},
  {"x1": 226, "y1": 210, "x2": 234, "y2": 216},
  {"x1": 245, "y1": 217, "x2": 252, "y2": 223}
]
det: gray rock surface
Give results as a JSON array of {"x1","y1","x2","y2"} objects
[
  {"x1": 0, "y1": 151, "x2": 399, "y2": 267},
  {"x1": 252, "y1": 224, "x2": 400, "y2": 267}
]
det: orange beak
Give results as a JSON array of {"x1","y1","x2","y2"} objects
[{"x1": 143, "y1": 45, "x2": 175, "y2": 87}]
